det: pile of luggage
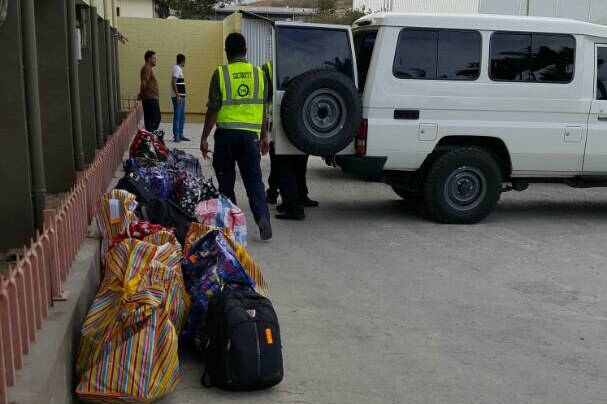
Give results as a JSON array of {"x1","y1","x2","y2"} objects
[{"x1": 75, "y1": 129, "x2": 283, "y2": 403}]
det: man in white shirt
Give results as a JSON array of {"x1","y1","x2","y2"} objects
[{"x1": 171, "y1": 54, "x2": 190, "y2": 142}]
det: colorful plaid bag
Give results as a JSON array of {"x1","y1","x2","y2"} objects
[
  {"x1": 194, "y1": 195, "x2": 248, "y2": 246},
  {"x1": 76, "y1": 239, "x2": 180, "y2": 403}
]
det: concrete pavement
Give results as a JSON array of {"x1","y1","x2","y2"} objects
[{"x1": 159, "y1": 122, "x2": 607, "y2": 404}]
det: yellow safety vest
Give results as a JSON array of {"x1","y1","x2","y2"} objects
[{"x1": 217, "y1": 62, "x2": 264, "y2": 134}]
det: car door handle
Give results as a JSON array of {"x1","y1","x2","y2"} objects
[{"x1": 598, "y1": 115, "x2": 607, "y2": 121}]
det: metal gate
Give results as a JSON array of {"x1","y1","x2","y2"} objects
[{"x1": 242, "y1": 17, "x2": 272, "y2": 67}]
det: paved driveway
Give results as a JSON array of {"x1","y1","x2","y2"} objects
[{"x1": 160, "y1": 123, "x2": 607, "y2": 404}]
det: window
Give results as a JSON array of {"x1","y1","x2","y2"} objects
[
  {"x1": 490, "y1": 32, "x2": 575, "y2": 83},
  {"x1": 354, "y1": 29, "x2": 378, "y2": 91},
  {"x1": 597, "y1": 47, "x2": 607, "y2": 100},
  {"x1": 276, "y1": 27, "x2": 354, "y2": 90},
  {"x1": 393, "y1": 29, "x2": 481, "y2": 81}
]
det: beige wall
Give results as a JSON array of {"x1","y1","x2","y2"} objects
[
  {"x1": 117, "y1": 0, "x2": 155, "y2": 18},
  {"x1": 117, "y1": 14, "x2": 242, "y2": 116}
]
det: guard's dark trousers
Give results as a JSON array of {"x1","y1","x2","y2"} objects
[
  {"x1": 275, "y1": 154, "x2": 308, "y2": 216},
  {"x1": 213, "y1": 129, "x2": 270, "y2": 223}
]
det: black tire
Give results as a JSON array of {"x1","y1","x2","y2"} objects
[
  {"x1": 280, "y1": 68, "x2": 362, "y2": 156},
  {"x1": 423, "y1": 147, "x2": 502, "y2": 224}
]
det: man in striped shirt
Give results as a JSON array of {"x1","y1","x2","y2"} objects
[{"x1": 171, "y1": 54, "x2": 190, "y2": 142}]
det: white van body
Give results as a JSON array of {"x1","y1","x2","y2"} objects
[
  {"x1": 355, "y1": 13, "x2": 607, "y2": 176},
  {"x1": 272, "y1": 13, "x2": 607, "y2": 222}
]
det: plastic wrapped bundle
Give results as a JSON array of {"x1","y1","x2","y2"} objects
[
  {"x1": 144, "y1": 231, "x2": 190, "y2": 334},
  {"x1": 95, "y1": 190, "x2": 138, "y2": 264},
  {"x1": 76, "y1": 239, "x2": 181, "y2": 403},
  {"x1": 195, "y1": 195, "x2": 247, "y2": 246},
  {"x1": 180, "y1": 230, "x2": 257, "y2": 351}
]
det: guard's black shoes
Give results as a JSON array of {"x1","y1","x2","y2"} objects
[
  {"x1": 258, "y1": 217, "x2": 273, "y2": 240},
  {"x1": 276, "y1": 212, "x2": 305, "y2": 221}
]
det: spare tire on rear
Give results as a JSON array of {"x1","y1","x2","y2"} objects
[{"x1": 280, "y1": 68, "x2": 362, "y2": 156}]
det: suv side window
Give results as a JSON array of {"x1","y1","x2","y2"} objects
[
  {"x1": 490, "y1": 32, "x2": 575, "y2": 83},
  {"x1": 597, "y1": 47, "x2": 607, "y2": 100},
  {"x1": 393, "y1": 28, "x2": 481, "y2": 81},
  {"x1": 275, "y1": 26, "x2": 354, "y2": 90}
]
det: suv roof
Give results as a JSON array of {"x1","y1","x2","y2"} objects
[{"x1": 354, "y1": 12, "x2": 607, "y2": 38}]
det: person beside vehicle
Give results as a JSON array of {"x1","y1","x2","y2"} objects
[
  {"x1": 139, "y1": 50, "x2": 161, "y2": 132},
  {"x1": 261, "y1": 60, "x2": 319, "y2": 220},
  {"x1": 262, "y1": 60, "x2": 279, "y2": 205},
  {"x1": 171, "y1": 53, "x2": 190, "y2": 142},
  {"x1": 200, "y1": 33, "x2": 273, "y2": 240}
]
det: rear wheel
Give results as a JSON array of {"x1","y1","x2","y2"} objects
[{"x1": 423, "y1": 147, "x2": 502, "y2": 224}]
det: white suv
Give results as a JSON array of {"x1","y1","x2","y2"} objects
[{"x1": 271, "y1": 13, "x2": 607, "y2": 223}]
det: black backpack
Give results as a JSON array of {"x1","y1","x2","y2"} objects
[
  {"x1": 202, "y1": 280, "x2": 283, "y2": 391},
  {"x1": 141, "y1": 197, "x2": 195, "y2": 245},
  {"x1": 116, "y1": 172, "x2": 157, "y2": 206}
]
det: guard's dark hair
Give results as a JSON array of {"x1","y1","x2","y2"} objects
[
  {"x1": 144, "y1": 50, "x2": 156, "y2": 62},
  {"x1": 225, "y1": 33, "x2": 247, "y2": 59},
  {"x1": 176, "y1": 54, "x2": 186, "y2": 64}
]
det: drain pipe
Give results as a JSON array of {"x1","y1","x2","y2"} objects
[
  {"x1": 104, "y1": 20, "x2": 116, "y2": 133},
  {"x1": 67, "y1": 0, "x2": 85, "y2": 170},
  {"x1": 113, "y1": 28, "x2": 122, "y2": 119},
  {"x1": 90, "y1": 7, "x2": 104, "y2": 148},
  {"x1": 21, "y1": 0, "x2": 46, "y2": 228}
]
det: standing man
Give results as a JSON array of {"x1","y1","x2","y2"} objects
[
  {"x1": 139, "y1": 50, "x2": 161, "y2": 132},
  {"x1": 200, "y1": 33, "x2": 272, "y2": 241},
  {"x1": 262, "y1": 60, "x2": 279, "y2": 204},
  {"x1": 171, "y1": 54, "x2": 190, "y2": 142}
]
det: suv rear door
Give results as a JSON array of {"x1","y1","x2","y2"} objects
[{"x1": 272, "y1": 22, "x2": 358, "y2": 155}]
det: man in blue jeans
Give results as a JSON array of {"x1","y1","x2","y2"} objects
[{"x1": 170, "y1": 54, "x2": 190, "y2": 142}]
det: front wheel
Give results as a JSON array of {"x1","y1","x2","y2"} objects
[{"x1": 424, "y1": 147, "x2": 502, "y2": 224}]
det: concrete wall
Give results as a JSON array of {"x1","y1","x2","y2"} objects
[
  {"x1": 0, "y1": 0, "x2": 36, "y2": 249},
  {"x1": 118, "y1": 15, "x2": 240, "y2": 115},
  {"x1": 78, "y1": 6, "x2": 98, "y2": 164},
  {"x1": 35, "y1": 0, "x2": 77, "y2": 192},
  {"x1": 117, "y1": 0, "x2": 155, "y2": 18}
]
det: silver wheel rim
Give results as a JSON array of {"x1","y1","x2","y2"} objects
[
  {"x1": 302, "y1": 88, "x2": 347, "y2": 139},
  {"x1": 443, "y1": 166, "x2": 487, "y2": 211}
]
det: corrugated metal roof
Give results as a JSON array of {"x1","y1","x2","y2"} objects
[{"x1": 243, "y1": 18, "x2": 273, "y2": 66}]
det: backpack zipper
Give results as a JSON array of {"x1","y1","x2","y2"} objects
[{"x1": 254, "y1": 322, "x2": 261, "y2": 377}]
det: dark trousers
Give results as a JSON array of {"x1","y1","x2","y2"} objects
[
  {"x1": 213, "y1": 129, "x2": 270, "y2": 223},
  {"x1": 275, "y1": 155, "x2": 309, "y2": 216},
  {"x1": 267, "y1": 142, "x2": 279, "y2": 197},
  {"x1": 142, "y1": 98, "x2": 161, "y2": 131},
  {"x1": 268, "y1": 143, "x2": 309, "y2": 200}
]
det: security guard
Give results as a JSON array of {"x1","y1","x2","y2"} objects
[{"x1": 200, "y1": 33, "x2": 272, "y2": 240}]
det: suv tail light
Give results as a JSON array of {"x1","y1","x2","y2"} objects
[{"x1": 356, "y1": 119, "x2": 368, "y2": 156}]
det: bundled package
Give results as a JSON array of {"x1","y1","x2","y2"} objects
[
  {"x1": 195, "y1": 195, "x2": 248, "y2": 246},
  {"x1": 180, "y1": 228, "x2": 267, "y2": 353},
  {"x1": 95, "y1": 189, "x2": 138, "y2": 264},
  {"x1": 76, "y1": 239, "x2": 184, "y2": 403}
]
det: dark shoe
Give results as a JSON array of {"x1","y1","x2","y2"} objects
[
  {"x1": 276, "y1": 212, "x2": 305, "y2": 221},
  {"x1": 180, "y1": 136, "x2": 191, "y2": 141},
  {"x1": 303, "y1": 198, "x2": 319, "y2": 208},
  {"x1": 173, "y1": 137, "x2": 181, "y2": 143},
  {"x1": 276, "y1": 203, "x2": 285, "y2": 213},
  {"x1": 258, "y1": 217, "x2": 272, "y2": 240},
  {"x1": 267, "y1": 189, "x2": 278, "y2": 204}
]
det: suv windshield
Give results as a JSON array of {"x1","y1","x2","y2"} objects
[
  {"x1": 353, "y1": 29, "x2": 378, "y2": 91},
  {"x1": 275, "y1": 26, "x2": 354, "y2": 90}
]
